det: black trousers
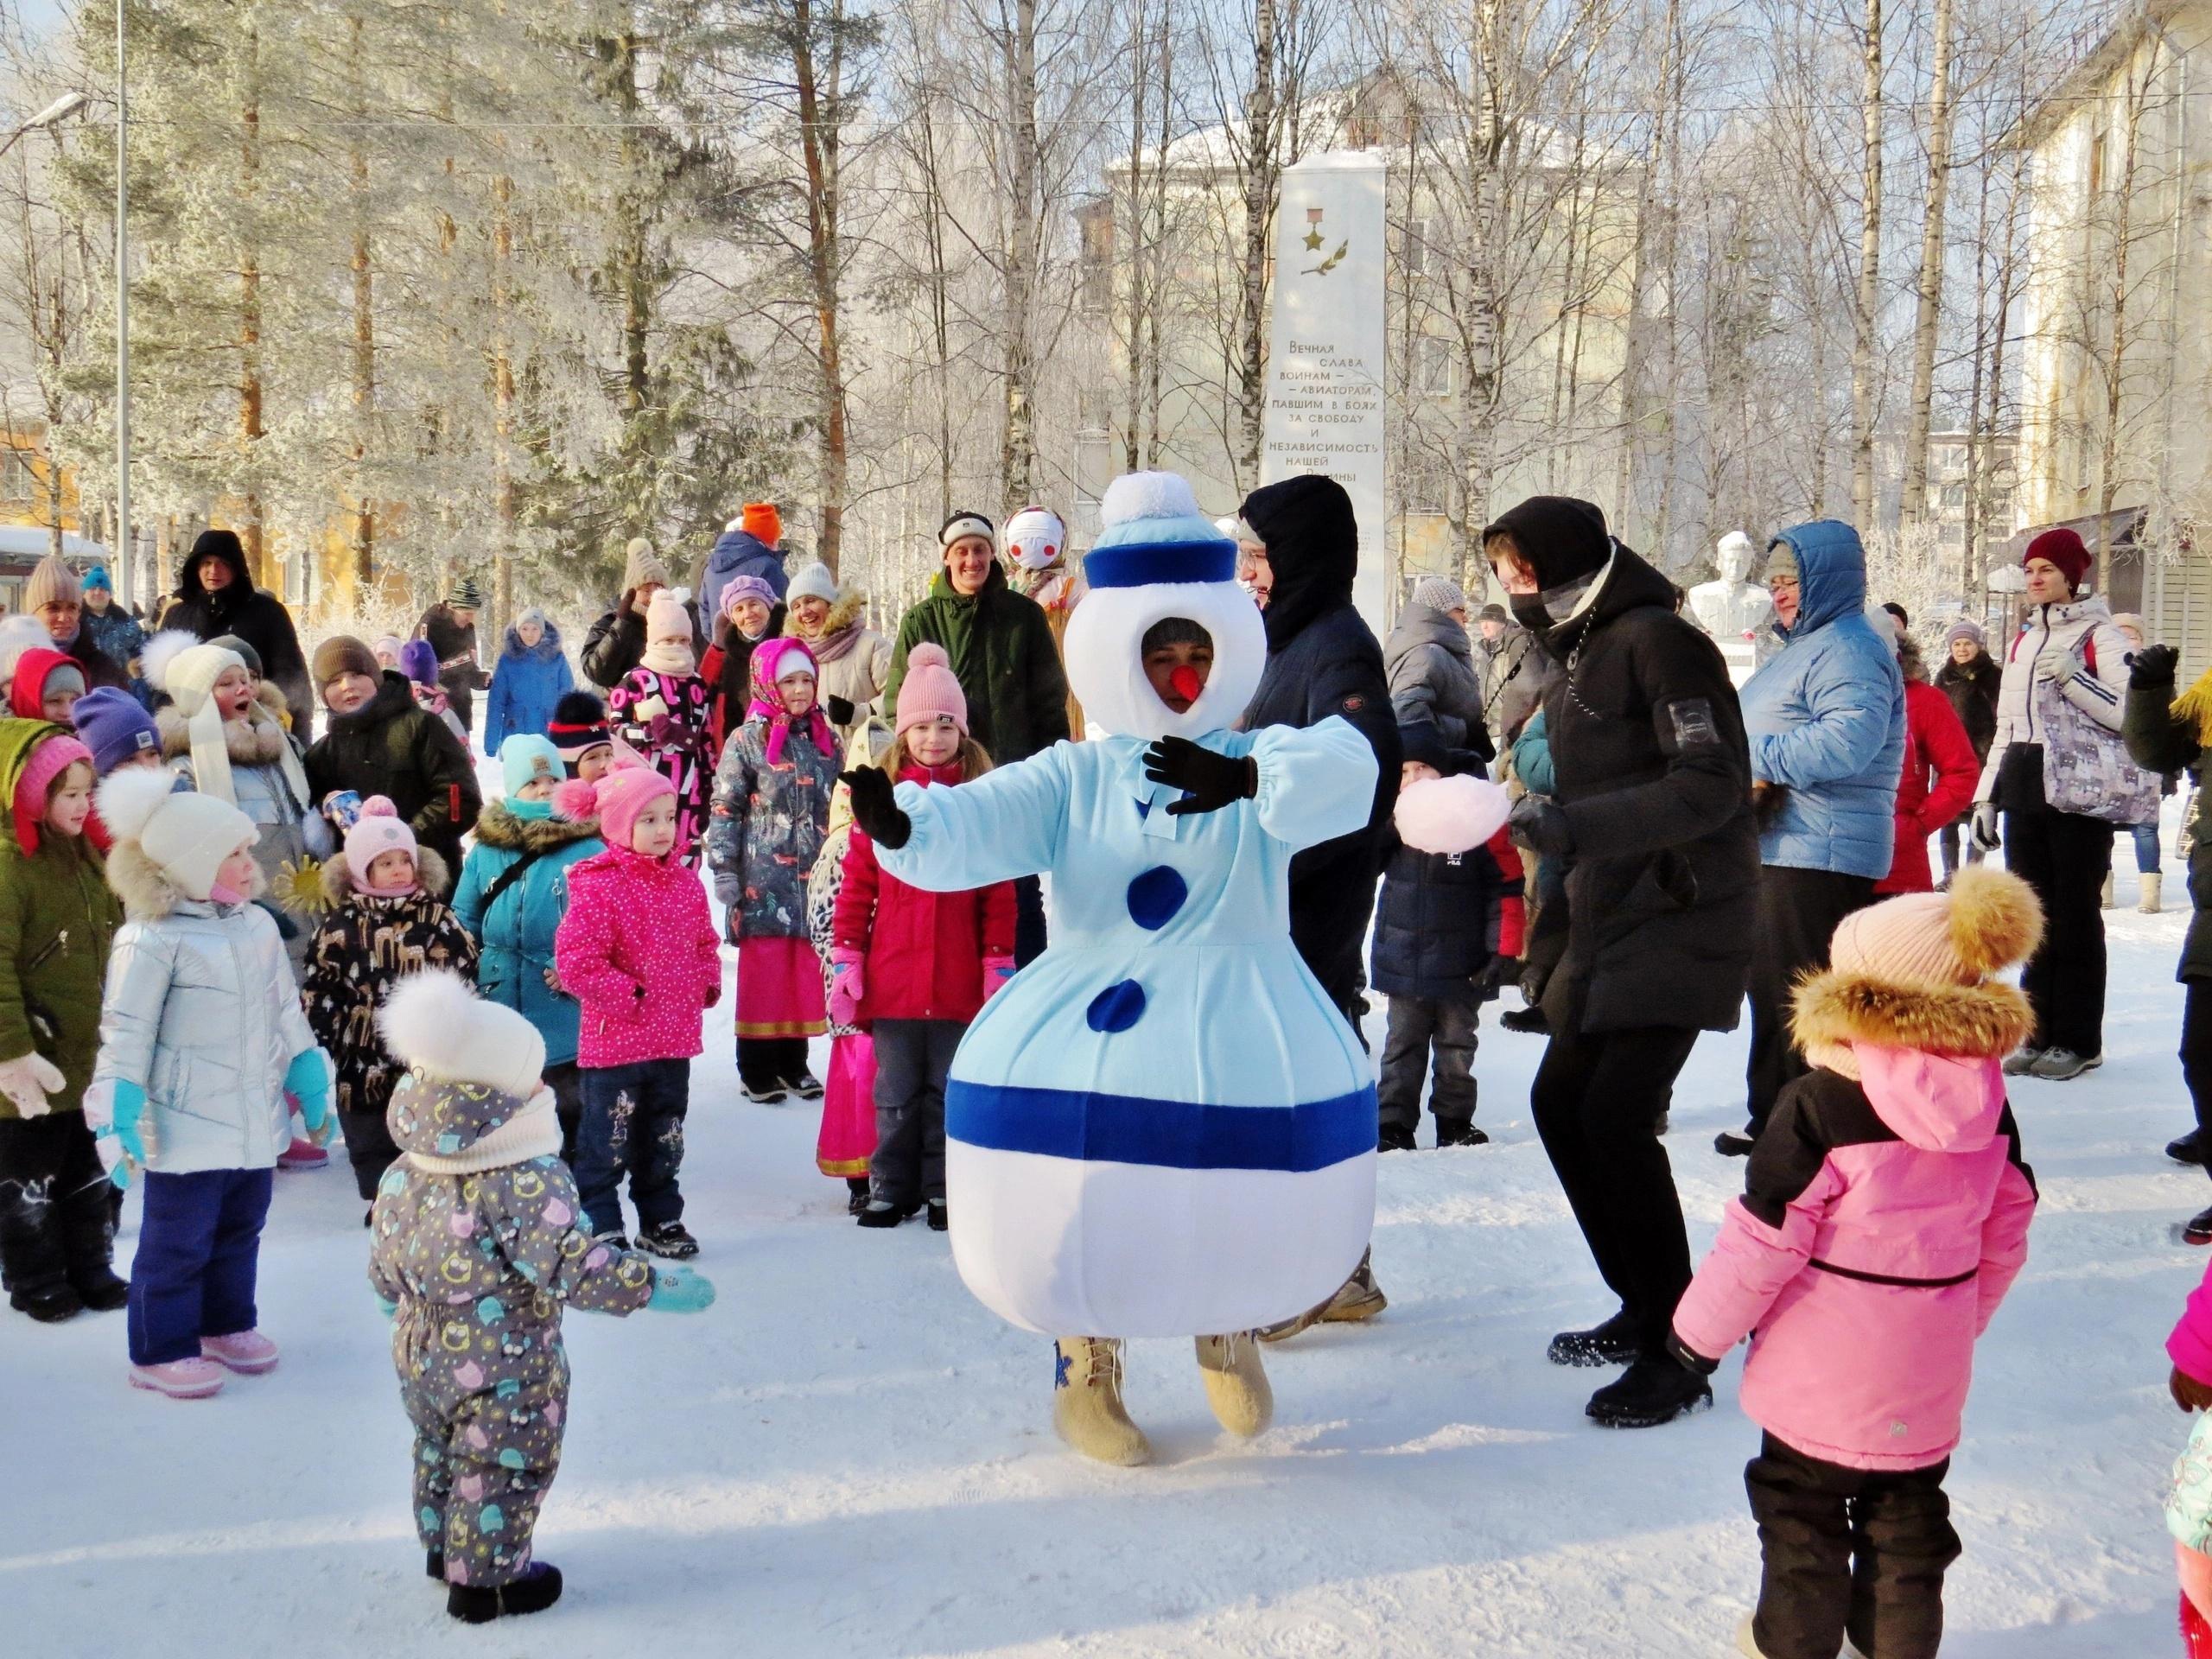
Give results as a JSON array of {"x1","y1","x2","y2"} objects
[
  {"x1": 1378, "y1": 992, "x2": 1481, "y2": 1129},
  {"x1": 0, "y1": 1112, "x2": 112, "y2": 1301},
  {"x1": 1745, "y1": 1432, "x2": 1959, "y2": 1659},
  {"x1": 737, "y1": 1037, "x2": 811, "y2": 1093},
  {"x1": 546, "y1": 1061, "x2": 584, "y2": 1167},
  {"x1": 2003, "y1": 804, "x2": 2113, "y2": 1057},
  {"x1": 1746, "y1": 868, "x2": 1875, "y2": 1134},
  {"x1": 1013, "y1": 874, "x2": 1048, "y2": 969},
  {"x1": 2183, "y1": 981, "x2": 2212, "y2": 1172},
  {"x1": 869, "y1": 1018, "x2": 963, "y2": 1206},
  {"x1": 1529, "y1": 1017, "x2": 1700, "y2": 1349}
]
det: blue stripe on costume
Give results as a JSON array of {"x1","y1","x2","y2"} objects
[
  {"x1": 947, "y1": 1079, "x2": 1377, "y2": 1172},
  {"x1": 1082, "y1": 542, "x2": 1236, "y2": 589}
]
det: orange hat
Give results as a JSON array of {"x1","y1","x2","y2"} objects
[{"x1": 741, "y1": 502, "x2": 783, "y2": 545}]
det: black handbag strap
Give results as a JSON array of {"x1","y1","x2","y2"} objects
[{"x1": 480, "y1": 844, "x2": 554, "y2": 914}]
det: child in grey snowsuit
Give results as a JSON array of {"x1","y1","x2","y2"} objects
[{"x1": 366, "y1": 969, "x2": 714, "y2": 1624}]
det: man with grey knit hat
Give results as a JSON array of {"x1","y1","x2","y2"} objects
[
  {"x1": 582, "y1": 536, "x2": 705, "y2": 689},
  {"x1": 1386, "y1": 572, "x2": 1493, "y2": 764}
]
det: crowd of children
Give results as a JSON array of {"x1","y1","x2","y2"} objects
[{"x1": 16, "y1": 498, "x2": 2212, "y2": 1652}]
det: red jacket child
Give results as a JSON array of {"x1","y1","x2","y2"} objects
[
  {"x1": 832, "y1": 760, "x2": 1015, "y2": 1025},
  {"x1": 1878, "y1": 671, "x2": 1980, "y2": 895}
]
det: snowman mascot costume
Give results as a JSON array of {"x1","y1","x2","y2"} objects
[{"x1": 842, "y1": 471, "x2": 1379, "y2": 1465}]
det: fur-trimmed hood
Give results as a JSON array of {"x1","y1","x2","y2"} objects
[
  {"x1": 498, "y1": 620, "x2": 566, "y2": 664},
  {"x1": 156, "y1": 683, "x2": 295, "y2": 766},
  {"x1": 471, "y1": 798, "x2": 601, "y2": 854},
  {"x1": 789, "y1": 588, "x2": 868, "y2": 640},
  {"x1": 1791, "y1": 969, "x2": 2031, "y2": 1151},
  {"x1": 107, "y1": 838, "x2": 269, "y2": 922},
  {"x1": 317, "y1": 842, "x2": 451, "y2": 906}
]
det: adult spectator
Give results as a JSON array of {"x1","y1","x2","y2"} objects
[
  {"x1": 1473, "y1": 601, "x2": 1545, "y2": 747},
  {"x1": 2110, "y1": 612, "x2": 2171, "y2": 913},
  {"x1": 1385, "y1": 575, "x2": 1493, "y2": 764},
  {"x1": 1218, "y1": 515, "x2": 1272, "y2": 608},
  {"x1": 697, "y1": 502, "x2": 790, "y2": 626},
  {"x1": 1234, "y1": 474, "x2": 1400, "y2": 1338},
  {"x1": 1935, "y1": 617, "x2": 2000, "y2": 880},
  {"x1": 1971, "y1": 526, "x2": 2139, "y2": 1081},
  {"x1": 1870, "y1": 609, "x2": 1979, "y2": 895},
  {"x1": 21, "y1": 555, "x2": 128, "y2": 700},
  {"x1": 1006, "y1": 505, "x2": 1087, "y2": 737},
  {"x1": 78, "y1": 563, "x2": 146, "y2": 691},
  {"x1": 783, "y1": 559, "x2": 890, "y2": 745},
  {"x1": 483, "y1": 607, "x2": 574, "y2": 753},
  {"x1": 154, "y1": 530, "x2": 313, "y2": 723},
  {"x1": 415, "y1": 576, "x2": 486, "y2": 739},
  {"x1": 702, "y1": 576, "x2": 786, "y2": 753},
  {"x1": 1719, "y1": 522, "x2": 1904, "y2": 1156},
  {"x1": 883, "y1": 510, "x2": 1071, "y2": 963},
  {"x1": 582, "y1": 537, "x2": 704, "y2": 689},
  {"x1": 1486, "y1": 493, "x2": 1757, "y2": 1427}
]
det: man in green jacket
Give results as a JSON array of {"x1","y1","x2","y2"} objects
[{"x1": 882, "y1": 510, "x2": 1072, "y2": 962}]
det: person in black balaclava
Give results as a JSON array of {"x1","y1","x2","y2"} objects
[
  {"x1": 1487, "y1": 494, "x2": 1758, "y2": 1429},
  {"x1": 1237, "y1": 473, "x2": 1402, "y2": 1338}
]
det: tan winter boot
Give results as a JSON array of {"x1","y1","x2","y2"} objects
[
  {"x1": 1258, "y1": 1247, "x2": 1389, "y2": 1342},
  {"x1": 2143, "y1": 872, "x2": 2164, "y2": 913},
  {"x1": 2102, "y1": 870, "x2": 2116, "y2": 908},
  {"x1": 1194, "y1": 1332, "x2": 1274, "y2": 1437},
  {"x1": 1052, "y1": 1338, "x2": 1150, "y2": 1465}
]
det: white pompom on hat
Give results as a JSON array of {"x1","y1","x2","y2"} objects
[
  {"x1": 378, "y1": 966, "x2": 548, "y2": 1104},
  {"x1": 97, "y1": 765, "x2": 257, "y2": 904}
]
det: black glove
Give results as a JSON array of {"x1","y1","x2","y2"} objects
[
  {"x1": 826, "y1": 694, "x2": 855, "y2": 728},
  {"x1": 1142, "y1": 735, "x2": 1258, "y2": 817},
  {"x1": 1666, "y1": 1332, "x2": 1720, "y2": 1376},
  {"x1": 2133, "y1": 642, "x2": 2180, "y2": 689},
  {"x1": 1506, "y1": 794, "x2": 1573, "y2": 860},
  {"x1": 840, "y1": 767, "x2": 912, "y2": 849}
]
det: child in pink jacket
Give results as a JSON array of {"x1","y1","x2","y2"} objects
[
  {"x1": 551, "y1": 760, "x2": 721, "y2": 1259},
  {"x1": 2164, "y1": 1259, "x2": 2212, "y2": 1654},
  {"x1": 1670, "y1": 866, "x2": 2042, "y2": 1659}
]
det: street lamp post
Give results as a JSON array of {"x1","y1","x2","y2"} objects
[{"x1": 114, "y1": 0, "x2": 131, "y2": 613}]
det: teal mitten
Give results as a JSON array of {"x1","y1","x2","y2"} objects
[{"x1": 648, "y1": 1265, "x2": 717, "y2": 1313}]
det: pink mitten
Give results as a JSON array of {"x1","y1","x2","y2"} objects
[{"x1": 830, "y1": 948, "x2": 866, "y2": 1027}]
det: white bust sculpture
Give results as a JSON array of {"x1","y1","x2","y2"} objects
[{"x1": 1688, "y1": 530, "x2": 1777, "y2": 678}]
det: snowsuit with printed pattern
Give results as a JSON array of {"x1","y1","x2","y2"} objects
[
  {"x1": 368, "y1": 1071, "x2": 655, "y2": 1587},
  {"x1": 301, "y1": 852, "x2": 478, "y2": 1198},
  {"x1": 609, "y1": 664, "x2": 715, "y2": 865}
]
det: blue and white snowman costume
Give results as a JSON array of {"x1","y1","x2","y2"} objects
[{"x1": 875, "y1": 472, "x2": 1379, "y2": 1338}]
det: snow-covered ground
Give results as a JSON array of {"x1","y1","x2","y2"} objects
[{"x1": 3, "y1": 843, "x2": 2205, "y2": 1657}]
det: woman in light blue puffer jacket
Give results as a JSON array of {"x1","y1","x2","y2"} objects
[{"x1": 1722, "y1": 519, "x2": 1905, "y2": 1156}]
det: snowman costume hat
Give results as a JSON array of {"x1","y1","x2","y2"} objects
[{"x1": 875, "y1": 467, "x2": 1379, "y2": 1341}]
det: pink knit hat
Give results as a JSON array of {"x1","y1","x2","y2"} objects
[
  {"x1": 343, "y1": 797, "x2": 418, "y2": 893},
  {"x1": 895, "y1": 643, "x2": 968, "y2": 741},
  {"x1": 552, "y1": 756, "x2": 676, "y2": 855},
  {"x1": 1827, "y1": 867, "x2": 2043, "y2": 988},
  {"x1": 12, "y1": 731, "x2": 92, "y2": 854}
]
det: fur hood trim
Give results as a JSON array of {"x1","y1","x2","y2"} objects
[
  {"x1": 786, "y1": 588, "x2": 870, "y2": 641},
  {"x1": 473, "y1": 798, "x2": 601, "y2": 853},
  {"x1": 156, "y1": 696, "x2": 293, "y2": 766},
  {"x1": 106, "y1": 839, "x2": 270, "y2": 921},
  {"x1": 317, "y1": 842, "x2": 451, "y2": 906},
  {"x1": 1791, "y1": 969, "x2": 2033, "y2": 1062}
]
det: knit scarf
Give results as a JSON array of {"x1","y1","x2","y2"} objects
[
  {"x1": 2174, "y1": 664, "x2": 2212, "y2": 749},
  {"x1": 404, "y1": 1087, "x2": 562, "y2": 1175},
  {"x1": 808, "y1": 622, "x2": 861, "y2": 664},
  {"x1": 187, "y1": 694, "x2": 311, "y2": 817},
  {"x1": 640, "y1": 638, "x2": 697, "y2": 677},
  {"x1": 745, "y1": 639, "x2": 832, "y2": 765}
]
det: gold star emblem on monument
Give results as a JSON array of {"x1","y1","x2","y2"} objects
[{"x1": 1303, "y1": 206, "x2": 1325, "y2": 251}]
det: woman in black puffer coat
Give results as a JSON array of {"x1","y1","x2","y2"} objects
[{"x1": 1934, "y1": 616, "x2": 2001, "y2": 880}]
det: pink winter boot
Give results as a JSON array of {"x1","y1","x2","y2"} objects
[
  {"x1": 277, "y1": 1136, "x2": 328, "y2": 1171},
  {"x1": 129, "y1": 1357, "x2": 226, "y2": 1399},
  {"x1": 200, "y1": 1331, "x2": 280, "y2": 1374}
]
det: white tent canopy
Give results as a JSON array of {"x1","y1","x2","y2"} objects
[{"x1": 0, "y1": 526, "x2": 107, "y2": 563}]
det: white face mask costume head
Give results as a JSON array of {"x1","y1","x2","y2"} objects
[
  {"x1": 1064, "y1": 474, "x2": 1266, "y2": 741},
  {"x1": 1003, "y1": 505, "x2": 1068, "y2": 574}
]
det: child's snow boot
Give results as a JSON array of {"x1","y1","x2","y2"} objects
[
  {"x1": 277, "y1": 1135, "x2": 329, "y2": 1170},
  {"x1": 447, "y1": 1560, "x2": 563, "y2": 1624},
  {"x1": 200, "y1": 1330, "x2": 280, "y2": 1374},
  {"x1": 1052, "y1": 1337, "x2": 1150, "y2": 1465},
  {"x1": 845, "y1": 1177, "x2": 869, "y2": 1215},
  {"x1": 2145, "y1": 872, "x2": 2166, "y2": 913},
  {"x1": 639, "y1": 1221, "x2": 700, "y2": 1259},
  {"x1": 1194, "y1": 1332, "x2": 1273, "y2": 1437},
  {"x1": 129, "y1": 1357, "x2": 226, "y2": 1398},
  {"x1": 783, "y1": 1071, "x2": 825, "y2": 1101},
  {"x1": 60, "y1": 1180, "x2": 128, "y2": 1312},
  {"x1": 2183, "y1": 1589, "x2": 2212, "y2": 1658},
  {"x1": 1, "y1": 1198, "x2": 79, "y2": 1323}
]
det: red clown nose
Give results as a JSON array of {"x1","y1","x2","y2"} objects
[{"x1": 1169, "y1": 665, "x2": 1204, "y2": 703}]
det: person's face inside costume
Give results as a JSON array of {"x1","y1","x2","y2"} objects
[
  {"x1": 729, "y1": 597, "x2": 772, "y2": 640},
  {"x1": 213, "y1": 665, "x2": 255, "y2": 721},
  {"x1": 790, "y1": 594, "x2": 831, "y2": 634},
  {"x1": 197, "y1": 556, "x2": 234, "y2": 594},
  {"x1": 908, "y1": 714, "x2": 962, "y2": 769},
  {"x1": 1401, "y1": 759, "x2": 1440, "y2": 789},
  {"x1": 944, "y1": 536, "x2": 995, "y2": 596},
  {"x1": 630, "y1": 794, "x2": 678, "y2": 860},
  {"x1": 517, "y1": 619, "x2": 544, "y2": 649},
  {"x1": 1141, "y1": 618, "x2": 1214, "y2": 715}
]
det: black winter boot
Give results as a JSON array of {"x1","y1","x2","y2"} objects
[
  {"x1": 1586, "y1": 1356, "x2": 1713, "y2": 1428},
  {"x1": 60, "y1": 1179, "x2": 128, "y2": 1312},
  {"x1": 1548, "y1": 1308, "x2": 1643, "y2": 1368},
  {"x1": 639, "y1": 1222, "x2": 699, "y2": 1260},
  {"x1": 846, "y1": 1177, "x2": 870, "y2": 1216},
  {"x1": 926, "y1": 1199, "x2": 948, "y2": 1232},
  {"x1": 2185, "y1": 1205, "x2": 2212, "y2": 1248},
  {"x1": 447, "y1": 1561, "x2": 563, "y2": 1623},
  {"x1": 0, "y1": 1186, "x2": 77, "y2": 1322},
  {"x1": 426, "y1": 1549, "x2": 445, "y2": 1581},
  {"x1": 2174, "y1": 1128, "x2": 2209, "y2": 1166},
  {"x1": 1377, "y1": 1122, "x2": 1416, "y2": 1153},
  {"x1": 1435, "y1": 1120, "x2": 1489, "y2": 1148}
]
